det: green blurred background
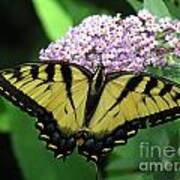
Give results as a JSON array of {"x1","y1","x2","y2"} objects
[{"x1": 0, "y1": 0, "x2": 180, "y2": 180}]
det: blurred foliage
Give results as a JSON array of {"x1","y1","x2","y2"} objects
[
  {"x1": 144, "y1": 0, "x2": 171, "y2": 17},
  {"x1": 0, "y1": 0, "x2": 179, "y2": 180},
  {"x1": 33, "y1": 0, "x2": 73, "y2": 40},
  {"x1": 127, "y1": 0, "x2": 143, "y2": 11},
  {"x1": 164, "y1": 0, "x2": 180, "y2": 18}
]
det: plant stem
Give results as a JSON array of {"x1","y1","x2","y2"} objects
[
  {"x1": 96, "y1": 164, "x2": 104, "y2": 180},
  {"x1": 95, "y1": 157, "x2": 107, "y2": 180}
]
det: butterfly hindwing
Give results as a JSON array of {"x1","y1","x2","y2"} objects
[{"x1": 89, "y1": 74, "x2": 180, "y2": 133}]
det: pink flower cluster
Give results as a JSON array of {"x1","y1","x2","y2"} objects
[{"x1": 39, "y1": 9, "x2": 180, "y2": 73}]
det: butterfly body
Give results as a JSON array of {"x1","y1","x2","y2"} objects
[
  {"x1": 0, "y1": 62, "x2": 179, "y2": 162},
  {"x1": 84, "y1": 66, "x2": 106, "y2": 126}
]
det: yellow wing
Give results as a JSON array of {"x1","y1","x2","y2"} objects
[
  {"x1": 88, "y1": 73, "x2": 180, "y2": 139},
  {"x1": 0, "y1": 63, "x2": 90, "y2": 135}
]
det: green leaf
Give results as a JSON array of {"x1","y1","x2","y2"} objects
[
  {"x1": 144, "y1": 0, "x2": 171, "y2": 18},
  {"x1": 127, "y1": 0, "x2": 143, "y2": 11},
  {"x1": 0, "y1": 99, "x2": 15, "y2": 132},
  {"x1": 162, "y1": 64, "x2": 180, "y2": 82},
  {"x1": 59, "y1": 0, "x2": 101, "y2": 24},
  {"x1": 164, "y1": 0, "x2": 180, "y2": 18},
  {"x1": 32, "y1": 0, "x2": 73, "y2": 40},
  {"x1": 10, "y1": 107, "x2": 96, "y2": 180}
]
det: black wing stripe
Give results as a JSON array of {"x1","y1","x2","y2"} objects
[
  {"x1": 0, "y1": 74, "x2": 48, "y2": 117},
  {"x1": 61, "y1": 65, "x2": 77, "y2": 119},
  {"x1": 31, "y1": 65, "x2": 39, "y2": 79},
  {"x1": 13, "y1": 66, "x2": 23, "y2": 80},
  {"x1": 143, "y1": 77, "x2": 158, "y2": 95},
  {"x1": 17, "y1": 78, "x2": 36, "y2": 90},
  {"x1": 109, "y1": 75, "x2": 143, "y2": 112},
  {"x1": 159, "y1": 83, "x2": 173, "y2": 96},
  {"x1": 61, "y1": 65, "x2": 72, "y2": 91},
  {"x1": 45, "y1": 64, "x2": 55, "y2": 82},
  {"x1": 174, "y1": 93, "x2": 180, "y2": 101},
  {"x1": 116, "y1": 75, "x2": 143, "y2": 103},
  {"x1": 143, "y1": 77, "x2": 164, "y2": 111}
]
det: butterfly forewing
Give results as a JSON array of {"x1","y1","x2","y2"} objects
[
  {"x1": 88, "y1": 73, "x2": 180, "y2": 137},
  {"x1": 0, "y1": 63, "x2": 90, "y2": 134}
]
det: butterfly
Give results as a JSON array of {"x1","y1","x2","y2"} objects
[{"x1": 0, "y1": 62, "x2": 179, "y2": 162}]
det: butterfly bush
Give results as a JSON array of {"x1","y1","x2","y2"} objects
[{"x1": 39, "y1": 9, "x2": 180, "y2": 73}]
